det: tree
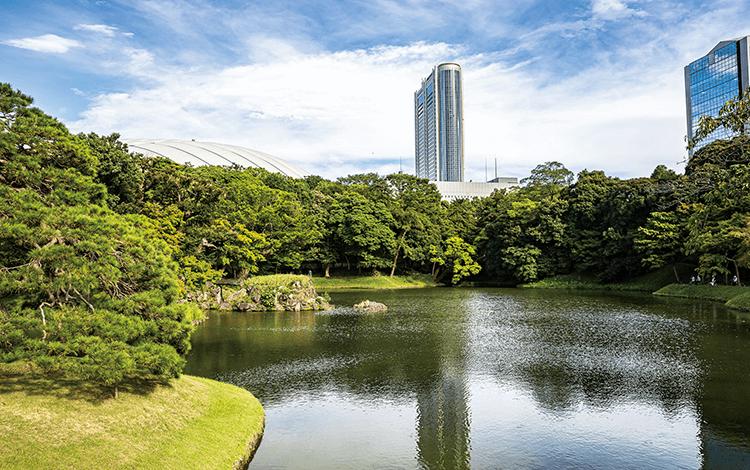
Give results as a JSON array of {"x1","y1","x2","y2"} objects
[
  {"x1": 430, "y1": 237, "x2": 481, "y2": 285},
  {"x1": 563, "y1": 171, "x2": 656, "y2": 282},
  {"x1": 475, "y1": 189, "x2": 569, "y2": 283},
  {"x1": 520, "y1": 161, "x2": 575, "y2": 199},
  {"x1": 384, "y1": 174, "x2": 442, "y2": 277},
  {"x1": 687, "y1": 87, "x2": 750, "y2": 152},
  {"x1": 0, "y1": 83, "x2": 198, "y2": 398},
  {"x1": 0, "y1": 197, "x2": 198, "y2": 398},
  {"x1": 634, "y1": 209, "x2": 689, "y2": 281},
  {"x1": 328, "y1": 190, "x2": 397, "y2": 273},
  {"x1": 197, "y1": 218, "x2": 268, "y2": 278},
  {"x1": 0, "y1": 83, "x2": 105, "y2": 207},
  {"x1": 81, "y1": 132, "x2": 144, "y2": 213}
]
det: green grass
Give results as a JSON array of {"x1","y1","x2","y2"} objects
[
  {"x1": 312, "y1": 273, "x2": 437, "y2": 290},
  {"x1": 521, "y1": 265, "x2": 693, "y2": 292},
  {"x1": 654, "y1": 283, "x2": 750, "y2": 311},
  {"x1": 0, "y1": 363, "x2": 265, "y2": 470},
  {"x1": 246, "y1": 274, "x2": 311, "y2": 287}
]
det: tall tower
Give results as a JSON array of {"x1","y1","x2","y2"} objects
[
  {"x1": 415, "y1": 63, "x2": 464, "y2": 182},
  {"x1": 685, "y1": 36, "x2": 750, "y2": 154}
]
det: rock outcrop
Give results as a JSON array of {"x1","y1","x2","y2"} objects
[
  {"x1": 187, "y1": 279, "x2": 333, "y2": 312},
  {"x1": 353, "y1": 300, "x2": 387, "y2": 312}
]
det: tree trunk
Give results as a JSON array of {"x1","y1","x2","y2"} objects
[
  {"x1": 325, "y1": 264, "x2": 330, "y2": 278},
  {"x1": 390, "y1": 246, "x2": 401, "y2": 278},
  {"x1": 673, "y1": 265, "x2": 681, "y2": 283},
  {"x1": 729, "y1": 257, "x2": 742, "y2": 287},
  {"x1": 390, "y1": 230, "x2": 408, "y2": 278},
  {"x1": 114, "y1": 383, "x2": 119, "y2": 399}
]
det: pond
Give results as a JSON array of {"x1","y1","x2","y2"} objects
[{"x1": 183, "y1": 288, "x2": 750, "y2": 469}]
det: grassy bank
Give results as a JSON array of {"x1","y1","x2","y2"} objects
[
  {"x1": 520, "y1": 265, "x2": 694, "y2": 292},
  {"x1": 0, "y1": 363, "x2": 265, "y2": 470},
  {"x1": 654, "y1": 284, "x2": 750, "y2": 311},
  {"x1": 313, "y1": 273, "x2": 437, "y2": 290}
]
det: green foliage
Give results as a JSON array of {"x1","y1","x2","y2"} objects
[
  {"x1": 0, "y1": 83, "x2": 106, "y2": 207},
  {"x1": 259, "y1": 289, "x2": 276, "y2": 310},
  {"x1": 329, "y1": 190, "x2": 397, "y2": 271},
  {"x1": 520, "y1": 161, "x2": 575, "y2": 199},
  {"x1": 430, "y1": 237, "x2": 481, "y2": 284},
  {"x1": 688, "y1": 87, "x2": 750, "y2": 151},
  {"x1": 178, "y1": 255, "x2": 224, "y2": 291},
  {"x1": 564, "y1": 171, "x2": 656, "y2": 282},
  {"x1": 82, "y1": 132, "x2": 145, "y2": 212},
  {"x1": 444, "y1": 237, "x2": 481, "y2": 284},
  {"x1": 0, "y1": 197, "x2": 196, "y2": 396},
  {"x1": 476, "y1": 189, "x2": 569, "y2": 283},
  {"x1": 199, "y1": 218, "x2": 268, "y2": 278},
  {"x1": 635, "y1": 209, "x2": 688, "y2": 270}
]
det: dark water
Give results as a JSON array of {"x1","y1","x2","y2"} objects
[{"x1": 184, "y1": 288, "x2": 750, "y2": 469}]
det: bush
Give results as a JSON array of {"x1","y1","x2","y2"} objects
[{"x1": 259, "y1": 289, "x2": 276, "y2": 310}]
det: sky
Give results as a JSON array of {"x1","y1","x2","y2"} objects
[{"x1": 2, "y1": 0, "x2": 749, "y2": 182}]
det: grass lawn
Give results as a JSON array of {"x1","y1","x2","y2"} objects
[
  {"x1": 0, "y1": 363, "x2": 264, "y2": 470},
  {"x1": 312, "y1": 273, "x2": 437, "y2": 290},
  {"x1": 520, "y1": 265, "x2": 695, "y2": 292},
  {"x1": 654, "y1": 283, "x2": 750, "y2": 311}
]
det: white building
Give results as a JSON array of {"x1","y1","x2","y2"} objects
[
  {"x1": 434, "y1": 179, "x2": 519, "y2": 201},
  {"x1": 414, "y1": 63, "x2": 464, "y2": 182},
  {"x1": 121, "y1": 139, "x2": 310, "y2": 178}
]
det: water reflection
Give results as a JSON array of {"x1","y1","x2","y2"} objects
[{"x1": 184, "y1": 288, "x2": 750, "y2": 469}]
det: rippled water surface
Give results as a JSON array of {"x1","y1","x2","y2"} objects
[{"x1": 184, "y1": 288, "x2": 750, "y2": 469}]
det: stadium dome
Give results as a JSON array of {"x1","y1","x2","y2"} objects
[{"x1": 121, "y1": 139, "x2": 310, "y2": 179}]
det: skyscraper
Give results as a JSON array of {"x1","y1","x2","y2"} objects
[
  {"x1": 685, "y1": 36, "x2": 750, "y2": 154},
  {"x1": 414, "y1": 63, "x2": 464, "y2": 181}
]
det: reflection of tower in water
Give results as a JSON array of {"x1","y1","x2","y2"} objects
[{"x1": 415, "y1": 327, "x2": 471, "y2": 469}]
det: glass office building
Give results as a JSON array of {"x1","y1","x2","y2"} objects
[
  {"x1": 685, "y1": 36, "x2": 750, "y2": 154},
  {"x1": 415, "y1": 63, "x2": 464, "y2": 181}
]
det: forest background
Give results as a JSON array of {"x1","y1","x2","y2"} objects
[{"x1": 2, "y1": 82, "x2": 750, "y2": 394}]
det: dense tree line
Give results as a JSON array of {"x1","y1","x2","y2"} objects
[
  {"x1": 0, "y1": 84, "x2": 198, "y2": 397},
  {"x1": 3, "y1": 82, "x2": 750, "y2": 394}
]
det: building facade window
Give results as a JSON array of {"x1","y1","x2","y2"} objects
[
  {"x1": 414, "y1": 63, "x2": 464, "y2": 182},
  {"x1": 685, "y1": 37, "x2": 750, "y2": 154}
]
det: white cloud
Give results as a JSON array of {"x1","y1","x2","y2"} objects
[
  {"x1": 66, "y1": 39, "x2": 689, "y2": 181},
  {"x1": 592, "y1": 0, "x2": 646, "y2": 20},
  {"x1": 73, "y1": 24, "x2": 119, "y2": 36},
  {"x1": 2, "y1": 34, "x2": 83, "y2": 53}
]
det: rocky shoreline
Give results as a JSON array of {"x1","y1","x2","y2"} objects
[{"x1": 186, "y1": 278, "x2": 334, "y2": 312}]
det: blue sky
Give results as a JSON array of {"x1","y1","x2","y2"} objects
[{"x1": 2, "y1": 0, "x2": 749, "y2": 181}]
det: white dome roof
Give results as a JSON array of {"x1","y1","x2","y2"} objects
[{"x1": 122, "y1": 139, "x2": 310, "y2": 179}]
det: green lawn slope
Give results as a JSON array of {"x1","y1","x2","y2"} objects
[
  {"x1": 520, "y1": 264, "x2": 695, "y2": 292},
  {"x1": 0, "y1": 363, "x2": 264, "y2": 470},
  {"x1": 654, "y1": 284, "x2": 750, "y2": 311},
  {"x1": 312, "y1": 273, "x2": 437, "y2": 290}
]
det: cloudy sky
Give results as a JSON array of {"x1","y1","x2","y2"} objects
[{"x1": 2, "y1": 0, "x2": 749, "y2": 181}]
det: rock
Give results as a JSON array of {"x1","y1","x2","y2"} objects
[
  {"x1": 353, "y1": 300, "x2": 387, "y2": 312},
  {"x1": 227, "y1": 288, "x2": 247, "y2": 302}
]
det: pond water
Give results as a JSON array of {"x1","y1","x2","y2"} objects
[{"x1": 184, "y1": 288, "x2": 750, "y2": 469}]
